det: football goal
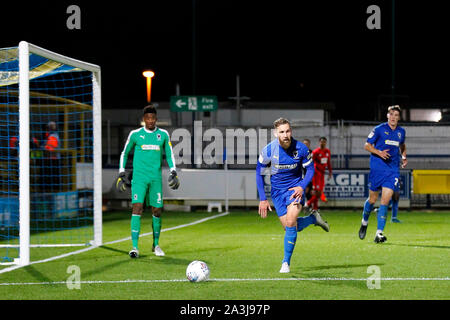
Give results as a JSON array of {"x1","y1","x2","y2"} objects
[{"x1": 0, "y1": 41, "x2": 102, "y2": 266}]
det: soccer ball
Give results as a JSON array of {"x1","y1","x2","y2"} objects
[{"x1": 186, "y1": 260, "x2": 210, "y2": 282}]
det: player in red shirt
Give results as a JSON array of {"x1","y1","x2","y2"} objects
[{"x1": 306, "y1": 137, "x2": 332, "y2": 211}]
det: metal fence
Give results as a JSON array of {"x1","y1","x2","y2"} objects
[
  {"x1": 103, "y1": 120, "x2": 450, "y2": 170},
  {"x1": 103, "y1": 120, "x2": 450, "y2": 208}
]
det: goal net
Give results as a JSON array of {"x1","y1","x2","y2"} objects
[{"x1": 0, "y1": 41, "x2": 102, "y2": 266}]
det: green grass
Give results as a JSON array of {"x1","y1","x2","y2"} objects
[{"x1": 0, "y1": 209, "x2": 449, "y2": 300}]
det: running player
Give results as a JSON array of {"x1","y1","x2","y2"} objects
[
  {"x1": 358, "y1": 105, "x2": 407, "y2": 243},
  {"x1": 257, "y1": 118, "x2": 329, "y2": 273},
  {"x1": 306, "y1": 137, "x2": 332, "y2": 211}
]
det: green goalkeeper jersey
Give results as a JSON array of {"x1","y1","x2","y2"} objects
[{"x1": 119, "y1": 126, "x2": 176, "y2": 180}]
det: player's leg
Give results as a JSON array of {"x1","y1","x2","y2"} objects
[
  {"x1": 304, "y1": 184, "x2": 312, "y2": 209},
  {"x1": 363, "y1": 190, "x2": 378, "y2": 223},
  {"x1": 151, "y1": 207, "x2": 165, "y2": 256},
  {"x1": 374, "y1": 187, "x2": 393, "y2": 243},
  {"x1": 129, "y1": 203, "x2": 144, "y2": 258},
  {"x1": 320, "y1": 174, "x2": 328, "y2": 202},
  {"x1": 391, "y1": 191, "x2": 401, "y2": 223},
  {"x1": 359, "y1": 189, "x2": 379, "y2": 240},
  {"x1": 308, "y1": 174, "x2": 320, "y2": 210},
  {"x1": 320, "y1": 190, "x2": 327, "y2": 202},
  {"x1": 306, "y1": 174, "x2": 317, "y2": 208},
  {"x1": 297, "y1": 207, "x2": 329, "y2": 232},
  {"x1": 305, "y1": 188, "x2": 315, "y2": 210},
  {"x1": 129, "y1": 179, "x2": 148, "y2": 258},
  {"x1": 280, "y1": 201, "x2": 302, "y2": 273},
  {"x1": 149, "y1": 180, "x2": 165, "y2": 256},
  {"x1": 297, "y1": 212, "x2": 315, "y2": 232},
  {"x1": 316, "y1": 174, "x2": 325, "y2": 209},
  {"x1": 293, "y1": 190, "x2": 320, "y2": 232}
]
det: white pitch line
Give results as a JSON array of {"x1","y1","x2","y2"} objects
[
  {"x1": 0, "y1": 212, "x2": 230, "y2": 275},
  {"x1": 0, "y1": 277, "x2": 449, "y2": 286}
]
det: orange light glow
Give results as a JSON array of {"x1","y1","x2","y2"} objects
[{"x1": 143, "y1": 70, "x2": 155, "y2": 102}]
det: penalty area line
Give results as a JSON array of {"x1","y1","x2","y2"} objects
[
  {"x1": 0, "y1": 211, "x2": 230, "y2": 275},
  {"x1": 0, "y1": 277, "x2": 449, "y2": 286}
]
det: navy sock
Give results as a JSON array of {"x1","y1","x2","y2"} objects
[
  {"x1": 391, "y1": 200, "x2": 399, "y2": 219},
  {"x1": 297, "y1": 215, "x2": 315, "y2": 232},
  {"x1": 283, "y1": 226, "x2": 298, "y2": 265},
  {"x1": 377, "y1": 204, "x2": 388, "y2": 231}
]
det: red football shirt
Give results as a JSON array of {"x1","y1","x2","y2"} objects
[{"x1": 312, "y1": 147, "x2": 332, "y2": 174}]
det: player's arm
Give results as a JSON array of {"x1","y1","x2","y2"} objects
[
  {"x1": 301, "y1": 149, "x2": 314, "y2": 187},
  {"x1": 400, "y1": 143, "x2": 407, "y2": 168},
  {"x1": 117, "y1": 132, "x2": 135, "y2": 191},
  {"x1": 289, "y1": 149, "x2": 314, "y2": 201},
  {"x1": 164, "y1": 133, "x2": 180, "y2": 190},
  {"x1": 256, "y1": 148, "x2": 272, "y2": 218},
  {"x1": 119, "y1": 132, "x2": 135, "y2": 173},
  {"x1": 312, "y1": 148, "x2": 318, "y2": 166},
  {"x1": 364, "y1": 142, "x2": 390, "y2": 160},
  {"x1": 289, "y1": 151, "x2": 315, "y2": 201},
  {"x1": 327, "y1": 150, "x2": 333, "y2": 179},
  {"x1": 365, "y1": 128, "x2": 390, "y2": 160}
]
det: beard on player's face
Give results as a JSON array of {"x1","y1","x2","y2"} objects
[
  {"x1": 276, "y1": 124, "x2": 292, "y2": 148},
  {"x1": 278, "y1": 135, "x2": 291, "y2": 148}
]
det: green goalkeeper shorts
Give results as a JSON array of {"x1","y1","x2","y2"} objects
[{"x1": 131, "y1": 177, "x2": 163, "y2": 208}]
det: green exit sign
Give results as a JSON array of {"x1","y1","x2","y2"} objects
[{"x1": 170, "y1": 95, "x2": 218, "y2": 112}]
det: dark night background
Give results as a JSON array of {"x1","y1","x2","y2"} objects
[{"x1": 2, "y1": 0, "x2": 449, "y2": 120}]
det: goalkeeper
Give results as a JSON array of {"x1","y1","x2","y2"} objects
[{"x1": 117, "y1": 105, "x2": 179, "y2": 258}]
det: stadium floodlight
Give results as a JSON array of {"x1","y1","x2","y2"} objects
[
  {"x1": 0, "y1": 41, "x2": 102, "y2": 266},
  {"x1": 143, "y1": 70, "x2": 155, "y2": 103}
]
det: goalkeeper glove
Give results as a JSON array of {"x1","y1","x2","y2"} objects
[
  {"x1": 116, "y1": 171, "x2": 131, "y2": 192},
  {"x1": 168, "y1": 170, "x2": 180, "y2": 190}
]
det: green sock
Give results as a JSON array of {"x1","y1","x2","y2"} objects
[
  {"x1": 131, "y1": 214, "x2": 141, "y2": 249},
  {"x1": 152, "y1": 215, "x2": 161, "y2": 247}
]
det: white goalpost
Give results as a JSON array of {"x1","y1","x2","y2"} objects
[{"x1": 0, "y1": 41, "x2": 102, "y2": 266}]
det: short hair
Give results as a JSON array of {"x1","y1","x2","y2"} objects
[
  {"x1": 388, "y1": 105, "x2": 401, "y2": 113},
  {"x1": 303, "y1": 138, "x2": 311, "y2": 144},
  {"x1": 143, "y1": 105, "x2": 157, "y2": 115},
  {"x1": 319, "y1": 136, "x2": 327, "y2": 142},
  {"x1": 47, "y1": 121, "x2": 57, "y2": 131},
  {"x1": 273, "y1": 118, "x2": 290, "y2": 129}
]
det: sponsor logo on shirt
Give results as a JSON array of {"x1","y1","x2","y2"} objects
[
  {"x1": 368, "y1": 131, "x2": 374, "y2": 138},
  {"x1": 385, "y1": 140, "x2": 399, "y2": 146},
  {"x1": 141, "y1": 144, "x2": 160, "y2": 150},
  {"x1": 274, "y1": 163, "x2": 298, "y2": 170}
]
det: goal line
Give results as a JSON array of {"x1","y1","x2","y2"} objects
[{"x1": 0, "y1": 277, "x2": 449, "y2": 287}]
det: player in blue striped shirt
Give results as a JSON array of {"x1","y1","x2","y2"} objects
[
  {"x1": 256, "y1": 118, "x2": 329, "y2": 273},
  {"x1": 358, "y1": 105, "x2": 408, "y2": 243}
]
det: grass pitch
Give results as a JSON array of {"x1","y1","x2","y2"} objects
[{"x1": 0, "y1": 209, "x2": 449, "y2": 300}]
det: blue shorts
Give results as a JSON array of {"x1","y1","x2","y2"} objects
[
  {"x1": 271, "y1": 188, "x2": 305, "y2": 217},
  {"x1": 368, "y1": 170, "x2": 400, "y2": 192}
]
